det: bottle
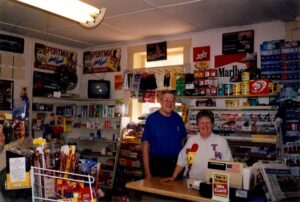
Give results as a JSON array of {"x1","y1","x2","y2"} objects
[{"x1": 114, "y1": 100, "x2": 125, "y2": 117}]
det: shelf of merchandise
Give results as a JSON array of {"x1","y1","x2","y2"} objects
[
  {"x1": 114, "y1": 124, "x2": 144, "y2": 195},
  {"x1": 65, "y1": 117, "x2": 129, "y2": 190},
  {"x1": 126, "y1": 64, "x2": 185, "y2": 74},
  {"x1": 31, "y1": 96, "x2": 129, "y2": 191},
  {"x1": 179, "y1": 93, "x2": 279, "y2": 99},
  {"x1": 187, "y1": 103, "x2": 279, "y2": 166}
]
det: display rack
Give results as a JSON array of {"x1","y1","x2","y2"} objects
[
  {"x1": 30, "y1": 166, "x2": 95, "y2": 201},
  {"x1": 114, "y1": 124, "x2": 144, "y2": 195}
]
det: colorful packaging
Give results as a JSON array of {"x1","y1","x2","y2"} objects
[
  {"x1": 241, "y1": 81, "x2": 250, "y2": 95},
  {"x1": 224, "y1": 84, "x2": 233, "y2": 96},
  {"x1": 249, "y1": 79, "x2": 269, "y2": 95},
  {"x1": 232, "y1": 83, "x2": 241, "y2": 95}
]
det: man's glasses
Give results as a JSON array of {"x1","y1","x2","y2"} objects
[{"x1": 162, "y1": 98, "x2": 175, "y2": 103}]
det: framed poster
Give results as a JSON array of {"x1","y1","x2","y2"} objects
[
  {"x1": 222, "y1": 30, "x2": 254, "y2": 54},
  {"x1": 34, "y1": 43, "x2": 77, "y2": 71},
  {"x1": 147, "y1": 41, "x2": 167, "y2": 62},
  {"x1": 0, "y1": 34, "x2": 24, "y2": 53},
  {"x1": 83, "y1": 48, "x2": 121, "y2": 74},
  {"x1": 0, "y1": 80, "x2": 13, "y2": 110}
]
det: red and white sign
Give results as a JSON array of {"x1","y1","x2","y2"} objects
[
  {"x1": 193, "y1": 46, "x2": 210, "y2": 70},
  {"x1": 215, "y1": 53, "x2": 247, "y2": 84},
  {"x1": 250, "y1": 79, "x2": 269, "y2": 95},
  {"x1": 212, "y1": 173, "x2": 230, "y2": 202}
]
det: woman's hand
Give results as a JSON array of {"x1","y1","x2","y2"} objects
[
  {"x1": 160, "y1": 176, "x2": 175, "y2": 183},
  {"x1": 145, "y1": 172, "x2": 152, "y2": 179}
]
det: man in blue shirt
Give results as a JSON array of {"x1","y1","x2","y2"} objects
[{"x1": 142, "y1": 90, "x2": 187, "y2": 178}]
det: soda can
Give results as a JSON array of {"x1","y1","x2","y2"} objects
[{"x1": 232, "y1": 83, "x2": 241, "y2": 95}]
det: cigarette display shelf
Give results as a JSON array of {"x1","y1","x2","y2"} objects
[
  {"x1": 178, "y1": 93, "x2": 278, "y2": 99},
  {"x1": 186, "y1": 104, "x2": 279, "y2": 166}
]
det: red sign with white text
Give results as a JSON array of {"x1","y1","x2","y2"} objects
[{"x1": 193, "y1": 46, "x2": 210, "y2": 70}]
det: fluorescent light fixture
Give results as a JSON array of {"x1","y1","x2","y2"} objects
[{"x1": 16, "y1": 0, "x2": 106, "y2": 28}]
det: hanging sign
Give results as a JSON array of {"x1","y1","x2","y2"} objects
[
  {"x1": 34, "y1": 43, "x2": 77, "y2": 71},
  {"x1": 212, "y1": 173, "x2": 230, "y2": 202},
  {"x1": 0, "y1": 34, "x2": 24, "y2": 53},
  {"x1": 83, "y1": 48, "x2": 121, "y2": 73},
  {"x1": 193, "y1": 46, "x2": 210, "y2": 70}
]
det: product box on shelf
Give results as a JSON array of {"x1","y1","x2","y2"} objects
[{"x1": 249, "y1": 79, "x2": 269, "y2": 95}]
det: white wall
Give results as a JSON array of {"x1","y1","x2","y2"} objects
[
  {"x1": 0, "y1": 20, "x2": 288, "y2": 101},
  {"x1": 83, "y1": 20, "x2": 286, "y2": 99}
]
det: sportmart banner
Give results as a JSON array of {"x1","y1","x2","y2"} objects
[{"x1": 34, "y1": 43, "x2": 77, "y2": 71}]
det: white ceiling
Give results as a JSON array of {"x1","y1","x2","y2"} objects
[{"x1": 0, "y1": 0, "x2": 299, "y2": 49}]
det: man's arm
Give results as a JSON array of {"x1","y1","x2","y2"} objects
[{"x1": 142, "y1": 141, "x2": 151, "y2": 179}]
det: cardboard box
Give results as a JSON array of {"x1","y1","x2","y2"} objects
[{"x1": 249, "y1": 79, "x2": 269, "y2": 95}]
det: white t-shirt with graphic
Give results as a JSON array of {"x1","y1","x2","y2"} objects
[{"x1": 177, "y1": 133, "x2": 233, "y2": 180}]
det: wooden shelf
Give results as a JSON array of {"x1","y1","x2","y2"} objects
[
  {"x1": 189, "y1": 106, "x2": 278, "y2": 110},
  {"x1": 68, "y1": 138, "x2": 118, "y2": 144},
  {"x1": 32, "y1": 96, "x2": 124, "y2": 102}
]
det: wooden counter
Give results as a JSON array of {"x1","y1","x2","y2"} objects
[{"x1": 126, "y1": 177, "x2": 211, "y2": 202}]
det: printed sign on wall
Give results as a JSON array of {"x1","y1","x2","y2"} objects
[
  {"x1": 0, "y1": 34, "x2": 24, "y2": 53},
  {"x1": 215, "y1": 53, "x2": 247, "y2": 84},
  {"x1": 83, "y1": 49, "x2": 121, "y2": 74},
  {"x1": 147, "y1": 41, "x2": 167, "y2": 62},
  {"x1": 193, "y1": 46, "x2": 210, "y2": 70},
  {"x1": 222, "y1": 30, "x2": 254, "y2": 54},
  {"x1": 34, "y1": 43, "x2": 77, "y2": 71}
]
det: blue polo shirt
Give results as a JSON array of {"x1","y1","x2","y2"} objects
[{"x1": 142, "y1": 110, "x2": 187, "y2": 158}]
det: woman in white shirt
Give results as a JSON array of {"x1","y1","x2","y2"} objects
[{"x1": 162, "y1": 109, "x2": 233, "y2": 181}]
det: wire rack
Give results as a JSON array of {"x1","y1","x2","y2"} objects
[{"x1": 30, "y1": 166, "x2": 95, "y2": 202}]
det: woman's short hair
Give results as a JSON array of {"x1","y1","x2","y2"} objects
[{"x1": 196, "y1": 109, "x2": 214, "y2": 124}]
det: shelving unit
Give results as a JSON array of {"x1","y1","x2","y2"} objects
[
  {"x1": 185, "y1": 97, "x2": 279, "y2": 166},
  {"x1": 31, "y1": 96, "x2": 129, "y2": 191},
  {"x1": 114, "y1": 123, "x2": 144, "y2": 195}
]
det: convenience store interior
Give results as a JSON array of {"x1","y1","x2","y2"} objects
[{"x1": 0, "y1": 0, "x2": 300, "y2": 201}]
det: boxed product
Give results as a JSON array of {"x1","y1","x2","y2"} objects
[{"x1": 249, "y1": 79, "x2": 269, "y2": 95}]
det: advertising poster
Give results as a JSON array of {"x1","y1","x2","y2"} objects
[
  {"x1": 0, "y1": 34, "x2": 24, "y2": 53},
  {"x1": 193, "y1": 46, "x2": 210, "y2": 70},
  {"x1": 6, "y1": 157, "x2": 30, "y2": 189},
  {"x1": 215, "y1": 53, "x2": 247, "y2": 84},
  {"x1": 115, "y1": 74, "x2": 123, "y2": 90},
  {"x1": 212, "y1": 173, "x2": 230, "y2": 202},
  {"x1": 34, "y1": 43, "x2": 77, "y2": 71},
  {"x1": 222, "y1": 30, "x2": 254, "y2": 54},
  {"x1": 147, "y1": 41, "x2": 167, "y2": 62},
  {"x1": 83, "y1": 49, "x2": 121, "y2": 74}
]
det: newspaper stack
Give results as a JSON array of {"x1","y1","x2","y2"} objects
[{"x1": 254, "y1": 160, "x2": 300, "y2": 201}]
